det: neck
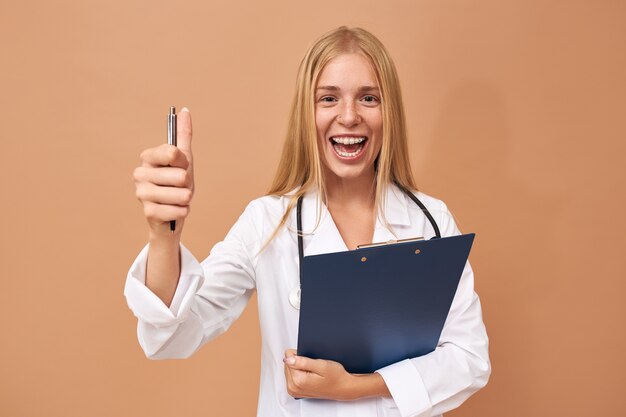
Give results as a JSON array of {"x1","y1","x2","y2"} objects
[{"x1": 324, "y1": 169, "x2": 377, "y2": 210}]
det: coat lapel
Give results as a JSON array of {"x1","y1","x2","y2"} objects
[{"x1": 301, "y1": 190, "x2": 348, "y2": 256}]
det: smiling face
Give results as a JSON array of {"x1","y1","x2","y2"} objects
[{"x1": 315, "y1": 53, "x2": 383, "y2": 186}]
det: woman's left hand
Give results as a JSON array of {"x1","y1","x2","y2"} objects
[{"x1": 283, "y1": 349, "x2": 356, "y2": 400}]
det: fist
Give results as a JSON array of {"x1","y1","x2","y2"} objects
[{"x1": 133, "y1": 108, "x2": 194, "y2": 237}]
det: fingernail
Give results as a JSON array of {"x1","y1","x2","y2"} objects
[
  {"x1": 283, "y1": 356, "x2": 296, "y2": 365},
  {"x1": 181, "y1": 107, "x2": 189, "y2": 112}
]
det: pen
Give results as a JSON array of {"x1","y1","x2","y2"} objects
[{"x1": 167, "y1": 106, "x2": 177, "y2": 232}]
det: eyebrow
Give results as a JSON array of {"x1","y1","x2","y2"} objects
[{"x1": 316, "y1": 85, "x2": 380, "y2": 93}]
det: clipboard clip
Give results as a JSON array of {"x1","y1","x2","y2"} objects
[{"x1": 356, "y1": 236, "x2": 424, "y2": 249}]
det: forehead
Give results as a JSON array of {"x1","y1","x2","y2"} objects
[{"x1": 316, "y1": 53, "x2": 378, "y2": 86}]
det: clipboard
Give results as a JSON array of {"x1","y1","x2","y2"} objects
[{"x1": 296, "y1": 233, "x2": 475, "y2": 374}]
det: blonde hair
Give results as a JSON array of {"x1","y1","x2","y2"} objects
[{"x1": 265, "y1": 26, "x2": 417, "y2": 246}]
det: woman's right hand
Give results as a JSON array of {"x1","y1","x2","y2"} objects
[{"x1": 133, "y1": 108, "x2": 194, "y2": 240}]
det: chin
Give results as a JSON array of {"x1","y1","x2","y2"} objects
[{"x1": 323, "y1": 163, "x2": 374, "y2": 183}]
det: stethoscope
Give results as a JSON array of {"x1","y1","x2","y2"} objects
[{"x1": 288, "y1": 183, "x2": 441, "y2": 310}]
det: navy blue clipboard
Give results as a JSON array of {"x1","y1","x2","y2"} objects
[{"x1": 297, "y1": 233, "x2": 475, "y2": 374}]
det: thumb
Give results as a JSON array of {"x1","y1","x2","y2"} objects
[{"x1": 177, "y1": 107, "x2": 193, "y2": 163}]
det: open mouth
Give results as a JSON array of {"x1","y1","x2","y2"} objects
[{"x1": 329, "y1": 136, "x2": 368, "y2": 158}]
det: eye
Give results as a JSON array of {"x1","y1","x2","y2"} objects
[
  {"x1": 362, "y1": 95, "x2": 379, "y2": 103},
  {"x1": 318, "y1": 96, "x2": 337, "y2": 103}
]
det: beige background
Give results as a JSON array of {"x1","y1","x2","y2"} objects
[{"x1": 1, "y1": 0, "x2": 625, "y2": 416}]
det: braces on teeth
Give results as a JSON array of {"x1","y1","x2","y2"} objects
[{"x1": 332, "y1": 137, "x2": 366, "y2": 145}]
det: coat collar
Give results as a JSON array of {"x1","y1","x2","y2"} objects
[{"x1": 299, "y1": 183, "x2": 411, "y2": 257}]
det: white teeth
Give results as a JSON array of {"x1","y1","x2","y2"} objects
[
  {"x1": 333, "y1": 143, "x2": 365, "y2": 157},
  {"x1": 337, "y1": 149, "x2": 359, "y2": 157},
  {"x1": 331, "y1": 136, "x2": 366, "y2": 144}
]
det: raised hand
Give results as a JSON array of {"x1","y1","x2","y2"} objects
[{"x1": 134, "y1": 108, "x2": 194, "y2": 239}]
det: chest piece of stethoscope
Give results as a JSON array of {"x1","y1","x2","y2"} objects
[{"x1": 289, "y1": 286, "x2": 301, "y2": 310}]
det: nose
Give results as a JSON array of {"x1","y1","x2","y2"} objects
[{"x1": 337, "y1": 100, "x2": 361, "y2": 126}]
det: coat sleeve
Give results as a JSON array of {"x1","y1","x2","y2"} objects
[
  {"x1": 123, "y1": 201, "x2": 262, "y2": 359},
  {"x1": 375, "y1": 201, "x2": 491, "y2": 417}
]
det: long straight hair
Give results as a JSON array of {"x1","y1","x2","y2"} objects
[{"x1": 264, "y1": 26, "x2": 417, "y2": 246}]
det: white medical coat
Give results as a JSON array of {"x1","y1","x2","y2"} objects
[{"x1": 124, "y1": 184, "x2": 491, "y2": 417}]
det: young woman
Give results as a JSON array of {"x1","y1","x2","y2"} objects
[{"x1": 127, "y1": 26, "x2": 490, "y2": 417}]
